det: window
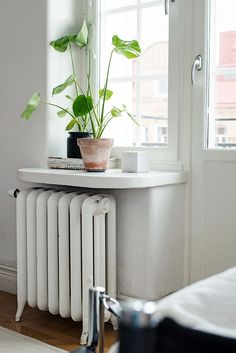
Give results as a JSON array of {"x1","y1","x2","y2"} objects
[
  {"x1": 86, "y1": 0, "x2": 181, "y2": 161},
  {"x1": 207, "y1": 0, "x2": 236, "y2": 149},
  {"x1": 99, "y1": 0, "x2": 172, "y2": 151},
  {"x1": 83, "y1": 0, "x2": 236, "y2": 167},
  {"x1": 141, "y1": 127, "x2": 149, "y2": 143},
  {"x1": 157, "y1": 126, "x2": 167, "y2": 144}
]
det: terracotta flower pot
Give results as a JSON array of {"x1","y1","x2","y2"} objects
[{"x1": 77, "y1": 138, "x2": 114, "y2": 172}]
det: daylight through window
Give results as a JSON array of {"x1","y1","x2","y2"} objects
[
  {"x1": 208, "y1": 0, "x2": 236, "y2": 148},
  {"x1": 100, "y1": 0, "x2": 169, "y2": 147}
]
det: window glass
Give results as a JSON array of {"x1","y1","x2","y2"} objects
[
  {"x1": 106, "y1": 0, "x2": 136, "y2": 11},
  {"x1": 104, "y1": 10, "x2": 137, "y2": 79},
  {"x1": 104, "y1": 81, "x2": 136, "y2": 146},
  {"x1": 207, "y1": 0, "x2": 236, "y2": 148},
  {"x1": 101, "y1": 0, "x2": 168, "y2": 147}
]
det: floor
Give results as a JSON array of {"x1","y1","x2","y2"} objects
[{"x1": 0, "y1": 291, "x2": 117, "y2": 352}]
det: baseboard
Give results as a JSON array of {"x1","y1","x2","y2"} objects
[{"x1": 0, "y1": 265, "x2": 17, "y2": 294}]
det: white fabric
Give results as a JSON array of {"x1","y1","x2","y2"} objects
[
  {"x1": 154, "y1": 267, "x2": 236, "y2": 338},
  {"x1": 0, "y1": 326, "x2": 67, "y2": 353}
]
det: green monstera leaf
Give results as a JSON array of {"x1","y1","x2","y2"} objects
[
  {"x1": 73, "y1": 95, "x2": 93, "y2": 117},
  {"x1": 50, "y1": 35, "x2": 76, "y2": 52},
  {"x1": 112, "y1": 35, "x2": 141, "y2": 59},
  {"x1": 50, "y1": 21, "x2": 88, "y2": 52},
  {"x1": 57, "y1": 109, "x2": 70, "y2": 118},
  {"x1": 21, "y1": 92, "x2": 41, "y2": 120},
  {"x1": 111, "y1": 104, "x2": 126, "y2": 117},
  {"x1": 74, "y1": 20, "x2": 88, "y2": 48},
  {"x1": 99, "y1": 88, "x2": 113, "y2": 100},
  {"x1": 65, "y1": 95, "x2": 74, "y2": 101},
  {"x1": 52, "y1": 75, "x2": 75, "y2": 96},
  {"x1": 65, "y1": 119, "x2": 76, "y2": 131},
  {"x1": 110, "y1": 104, "x2": 138, "y2": 125}
]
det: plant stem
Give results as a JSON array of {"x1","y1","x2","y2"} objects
[
  {"x1": 100, "y1": 48, "x2": 115, "y2": 125},
  {"x1": 69, "y1": 43, "x2": 79, "y2": 96},
  {"x1": 75, "y1": 118, "x2": 83, "y2": 131},
  {"x1": 83, "y1": 115, "x2": 90, "y2": 131},
  {"x1": 41, "y1": 100, "x2": 75, "y2": 119},
  {"x1": 86, "y1": 45, "x2": 99, "y2": 137},
  {"x1": 42, "y1": 100, "x2": 83, "y2": 131},
  {"x1": 89, "y1": 110, "x2": 96, "y2": 137},
  {"x1": 97, "y1": 116, "x2": 113, "y2": 138},
  {"x1": 87, "y1": 45, "x2": 91, "y2": 96},
  {"x1": 87, "y1": 74, "x2": 99, "y2": 126}
]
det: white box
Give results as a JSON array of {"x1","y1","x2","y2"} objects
[{"x1": 122, "y1": 151, "x2": 150, "y2": 173}]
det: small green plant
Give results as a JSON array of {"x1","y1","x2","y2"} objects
[{"x1": 21, "y1": 20, "x2": 141, "y2": 137}]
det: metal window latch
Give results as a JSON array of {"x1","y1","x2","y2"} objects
[
  {"x1": 164, "y1": 0, "x2": 175, "y2": 15},
  {"x1": 191, "y1": 54, "x2": 202, "y2": 85}
]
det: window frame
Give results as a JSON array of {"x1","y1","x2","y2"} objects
[
  {"x1": 86, "y1": 0, "x2": 182, "y2": 162},
  {"x1": 86, "y1": 0, "x2": 236, "y2": 164},
  {"x1": 193, "y1": 0, "x2": 236, "y2": 161}
]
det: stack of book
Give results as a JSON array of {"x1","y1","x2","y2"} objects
[{"x1": 48, "y1": 157, "x2": 118, "y2": 170}]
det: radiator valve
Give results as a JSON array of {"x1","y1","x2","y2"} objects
[{"x1": 8, "y1": 188, "x2": 20, "y2": 198}]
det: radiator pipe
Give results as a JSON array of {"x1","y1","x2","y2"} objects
[{"x1": 8, "y1": 188, "x2": 20, "y2": 198}]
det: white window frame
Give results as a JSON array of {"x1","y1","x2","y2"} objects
[
  {"x1": 85, "y1": 0, "x2": 236, "y2": 165},
  {"x1": 86, "y1": 0, "x2": 182, "y2": 162},
  {"x1": 192, "y1": 0, "x2": 236, "y2": 162},
  {"x1": 190, "y1": 0, "x2": 236, "y2": 283}
]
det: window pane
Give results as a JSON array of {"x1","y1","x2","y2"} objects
[
  {"x1": 140, "y1": 6, "x2": 168, "y2": 77},
  {"x1": 141, "y1": 6, "x2": 168, "y2": 51},
  {"x1": 208, "y1": 0, "x2": 236, "y2": 148},
  {"x1": 103, "y1": 10, "x2": 137, "y2": 79},
  {"x1": 141, "y1": 0, "x2": 164, "y2": 3},
  {"x1": 140, "y1": 79, "x2": 168, "y2": 146},
  {"x1": 102, "y1": 82, "x2": 136, "y2": 146},
  {"x1": 105, "y1": 0, "x2": 137, "y2": 10},
  {"x1": 100, "y1": 1, "x2": 169, "y2": 147}
]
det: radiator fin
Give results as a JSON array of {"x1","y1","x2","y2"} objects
[{"x1": 15, "y1": 188, "x2": 116, "y2": 344}]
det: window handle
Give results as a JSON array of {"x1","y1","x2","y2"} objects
[
  {"x1": 191, "y1": 55, "x2": 202, "y2": 85},
  {"x1": 164, "y1": 0, "x2": 175, "y2": 15}
]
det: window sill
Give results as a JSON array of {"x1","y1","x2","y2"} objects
[{"x1": 18, "y1": 168, "x2": 187, "y2": 190}]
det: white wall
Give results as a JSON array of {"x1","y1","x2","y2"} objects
[
  {"x1": 46, "y1": 0, "x2": 86, "y2": 157},
  {"x1": 0, "y1": 0, "x2": 84, "y2": 279},
  {"x1": 204, "y1": 161, "x2": 236, "y2": 276},
  {"x1": 190, "y1": 159, "x2": 236, "y2": 282},
  {"x1": 0, "y1": 0, "x2": 48, "y2": 269}
]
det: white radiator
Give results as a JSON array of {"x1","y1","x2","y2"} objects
[{"x1": 15, "y1": 189, "x2": 116, "y2": 344}]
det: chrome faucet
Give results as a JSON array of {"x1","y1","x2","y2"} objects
[
  {"x1": 71, "y1": 288, "x2": 157, "y2": 353},
  {"x1": 71, "y1": 287, "x2": 121, "y2": 353}
]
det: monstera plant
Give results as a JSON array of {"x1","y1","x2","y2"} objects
[
  {"x1": 21, "y1": 20, "x2": 141, "y2": 168},
  {"x1": 21, "y1": 21, "x2": 91, "y2": 135}
]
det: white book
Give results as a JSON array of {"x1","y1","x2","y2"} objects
[{"x1": 48, "y1": 157, "x2": 118, "y2": 170}]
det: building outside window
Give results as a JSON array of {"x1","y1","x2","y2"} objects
[
  {"x1": 208, "y1": 0, "x2": 236, "y2": 148},
  {"x1": 100, "y1": 0, "x2": 169, "y2": 148},
  {"x1": 86, "y1": 0, "x2": 236, "y2": 160}
]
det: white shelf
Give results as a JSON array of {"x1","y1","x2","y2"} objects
[{"x1": 18, "y1": 168, "x2": 187, "y2": 189}]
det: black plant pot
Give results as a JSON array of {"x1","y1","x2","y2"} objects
[{"x1": 67, "y1": 132, "x2": 90, "y2": 159}]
